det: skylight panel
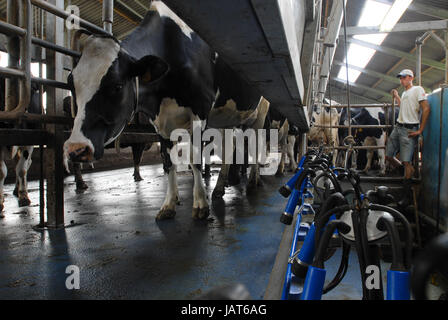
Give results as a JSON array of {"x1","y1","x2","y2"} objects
[{"x1": 337, "y1": 0, "x2": 391, "y2": 83}]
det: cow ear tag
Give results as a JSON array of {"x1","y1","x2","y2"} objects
[{"x1": 142, "y1": 72, "x2": 152, "y2": 83}]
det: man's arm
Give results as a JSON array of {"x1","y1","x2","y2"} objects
[
  {"x1": 408, "y1": 100, "x2": 430, "y2": 138},
  {"x1": 391, "y1": 89, "x2": 401, "y2": 106}
]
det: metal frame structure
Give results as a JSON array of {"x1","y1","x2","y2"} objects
[{"x1": 0, "y1": 0, "x2": 158, "y2": 229}]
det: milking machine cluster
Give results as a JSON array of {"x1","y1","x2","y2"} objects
[{"x1": 278, "y1": 147, "x2": 414, "y2": 300}]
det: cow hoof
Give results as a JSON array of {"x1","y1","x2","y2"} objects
[
  {"x1": 212, "y1": 188, "x2": 225, "y2": 199},
  {"x1": 13, "y1": 187, "x2": 18, "y2": 197},
  {"x1": 76, "y1": 181, "x2": 89, "y2": 191},
  {"x1": 18, "y1": 197, "x2": 31, "y2": 208},
  {"x1": 246, "y1": 182, "x2": 258, "y2": 194},
  {"x1": 134, "y1": 175, "x2": 144, "y2": 182},
  {"x1": 192, "y1": 206, "x2": 210, "y2": 220},
  {"x1": 275, "y1": 169, "x2": 284, "y2": 177},
  {"x1": 156, "y1": 209, "x2": 176, "y2": 220}
]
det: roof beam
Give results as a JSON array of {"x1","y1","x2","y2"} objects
[
  {"x1": 328, "y1": 84, "x2": 382, "y2": 104},
  {"x1": 333, "y1": 60, "x2": 432, "y2": 92},
  {"x1": 408, "y1": 2, "x2": 448, "y2": 20},
  {"x1": 373, "y1": 0, "x2": 448, "y2": 20},
  {"x1": 347, "y1": 38, "x2": 446, "y2": 71},
  {"x1": 333, "y1": 77, "x2": 392, "y2": 100},
  {"x1": 342, "y1": 20, "x2": 448, "y2": 36},
  {"x1": 333, "y1": 60, "x2": 399, "y2": 83}
]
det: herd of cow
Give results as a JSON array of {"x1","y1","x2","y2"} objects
[
  {"x1": 309, "y1": 101, "x2": 399, "y2": 176},
  {"x1": 0, "y1": 1, "x2": 398, "y2": 221}
]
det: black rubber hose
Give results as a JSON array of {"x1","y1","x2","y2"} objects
[
  {"x1": 411, "y1": 234, "x2": 448, "y2": 300},
  {"x1": 349, "y1": 208, "x2": 371, "y2": 299},
  {"x1": 313, "y1": 171, "x2": 343, "y2": 195},
  {"x1": 376, "y1": 215, "x2": 405, "y2": 271},
  {"x1": 323, "y1": 240, "x2": 351, "y2": 294},
  {"x1": 359, "y1": 208, "x2": 372, "y2": 271},
  {"x1": 293, "y1": 168, "x2": 316, "y2": 191},
  {"x1": 314, "y1": 220, "x2": 351, "y2": 269},
  {"x1": 314, "y1": 203, "x2": 351, "y2": 253},
  {"x1": 369, "y1": 204, "x2": 414, "y2": 270}
]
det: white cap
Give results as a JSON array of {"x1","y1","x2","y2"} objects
[{"x1": 397, "y1": 69, "x2": 414, "y2": 78}]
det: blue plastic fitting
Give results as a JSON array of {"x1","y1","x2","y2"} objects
[
  {"x1": 387, "y1": 270, "x2": 410, "y2": 300},
  {"x1": 280, "y1": 188, "x2": 301, "y2": 225},
  {"x1": 297, "y1": 223, "x2": 317, "y2": 265},
  {"x1": 301, "y1": 266, "x2": 327, "y2": 300}
]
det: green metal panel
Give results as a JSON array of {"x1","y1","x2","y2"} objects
[{"x1": 422, "y1": 87, "x2": 447, "y2": 229}]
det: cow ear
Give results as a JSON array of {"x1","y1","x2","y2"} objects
[{"x1": 130, "y1": 55, "x2": 169, "y2": 83}]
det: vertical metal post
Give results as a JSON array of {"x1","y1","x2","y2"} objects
[
  {"x1": 416, "y1": 38, "x2": 422, "y2": 87},
  {"x1": 5, "y1": 0, "x2": 20, "y2": 112},
  {"x1": 45, "y1": 0, "x2": 65, "y2": 228},
  {"x1": 102, "y1": 0, "x2": 114, "y2": 34},
  {"x1": 445, "y1": 29, "x2": 448, "y2": 84},
  {"x1": 341, "y1": 0, "x2": 351, "y2": 138}
]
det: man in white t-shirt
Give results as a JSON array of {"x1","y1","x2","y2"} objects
[{"x1": 386, "y1": 69, "x2": 430, "y2": 207}]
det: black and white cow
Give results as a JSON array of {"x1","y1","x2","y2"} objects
[
  {"x1": 64, "y1": 1, "x2": 271, "y2": 221},
  {"x1": 267, "y1": 107, "x2": 298, "y2": 175},
  {"x1": 63, "y1": 96, "x2": 154, "y2": 191},
  {"x1": 0, "y1": 80, "x2": 42, "y2": 216},
  {"x1": 338, "y1": 106, "x2": 397, "y2": 175}
]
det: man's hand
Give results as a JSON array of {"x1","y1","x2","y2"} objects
[
  {"x1": 391, "y1": 89, "x2": 400, "y2": 99},
  {"x1": 408, "y1": 130, "x2": 421, "y2": 138}
]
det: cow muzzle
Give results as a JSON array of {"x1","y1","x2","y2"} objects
[{"x1": 65, "y1": 142, "x2": 94, "y2": 163}]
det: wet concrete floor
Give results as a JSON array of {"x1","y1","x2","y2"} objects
[{"x1": 0, "y1": 163, "x2": 290, "y2": 300}]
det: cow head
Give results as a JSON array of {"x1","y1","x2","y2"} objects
[{"x1": 64, "y1": 35, "x2": 168, "y2": 163}]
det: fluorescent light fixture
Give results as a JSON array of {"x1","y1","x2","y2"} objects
[{"x1": 380, "y1": 0, "x2": 413, "y2": 32}]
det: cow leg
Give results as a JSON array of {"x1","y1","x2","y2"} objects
[
  {"x1": 212, "y1": 163, "x2": 229, "y2": 199},
  {"x1": 157, "y1": 165, "x2": 178, "y2": 220},
  {"x1": 363, "y1": 149, "x2": 373, "y2": 174},
  {"x1": 132, "y1": 143, "x2": 147, "y2": 182},
  {"x1": 73, "y1": 162, "x2": 88, "y2": 191},
  {"x1": 287, "y1": 135, "x2": 297, "y2": 171},
  {"x1": 15, "y1": 146, "x2": 33, "y2": 207},
  {"x1": 376, "y1": 134, "x2": 386, "y2": 175},
  {"x1": 0, "y1": 148, "x2": 7, "y2": 217},
  {"x1": 156, "y1": 139, "x2": 178, "y2": 220},
  {"x1": 276, "y1": 145, "x2": 286, "y2": 176},
  {"x1": 191, "y1": 163, "x2": 210, "y2": 220},
  {"x1": 247, "y1": 97, "x2": 270, "y2": 192}
]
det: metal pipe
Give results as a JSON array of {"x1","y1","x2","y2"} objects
[
  {"x1": 32, "y1": 37, "x2": 81, "y2": 58},
  {"x1": 445, "y1": 29, "x2": 448, "y2": 84},
  {"x1": 322, "y1": 103, "x2": 392, "y2": 108},
  {"x1": 430, "y1": 31, "x2": 446, "y2": 49},
  {"x1": 0, "y1": 66, "x2": 26, "y2": 78},
  {"x1": 30, "y1": 0, "x2": 111, "y2": 36},
  {"x1": 341, "y1": 0, "x2": 351, "y2": 138},
  {"x1": 31, "y1": 77, "x2": 70, "y2": 90},
  {"x1": 1, "y1": 0, "x2": 31, "y2": 120},
  {"x1": 0, "y1": 21, "x2": 27, "y2": 37},
  {"x1": 313, "y1": 124, "x2": 392, "y2": 129},
  {"x1": 102, "y1": 0, "x2": 114, "y2": 34},
  {"x1": 308, "y1": 145, "x2": 386, "y2": 150},
  {"x1": 0, "y1": 69, "x2": 70, "y2": 90},
  {"x1": 416, "y1": 39, "x2": 422, "y2": 87}
]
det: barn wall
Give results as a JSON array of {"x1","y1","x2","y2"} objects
[{"x1": 421, "y1": 87, "x2": 448, "y2": 230}]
